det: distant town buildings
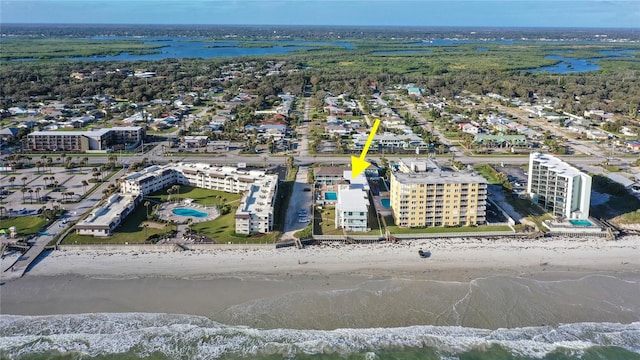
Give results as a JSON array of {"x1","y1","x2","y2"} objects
[
  {"x1": 389, "y1": 158, "x2": 488, "y2": 228},
  {"x1": 527, "y1": 152, "x2": 592, "y2": 220}
]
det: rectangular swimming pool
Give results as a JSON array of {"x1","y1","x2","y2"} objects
[
  {"x1": 569, "y1": 219, "x2": 593, "y2": 227},
  {"x1": 324, "y1": 192, "x2": 338, "y2": 201}
]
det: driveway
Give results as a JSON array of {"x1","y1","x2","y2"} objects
[{"x1": 280, "y1": 166, "x2": 313, "y2": 241}]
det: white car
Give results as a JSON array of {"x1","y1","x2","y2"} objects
[{"x1": 298, "y1": 217, "x2": 310, "y2": 223}]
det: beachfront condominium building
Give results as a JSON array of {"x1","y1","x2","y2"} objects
[
  {"x1": 26, "y1": 127, "x2": 145, "y2": 152},
  {"x1": 335, "y1": 186, "x2": 370, "y2": 232},
  {"x1": 390, "y1": 159, "x2": 487, "y2": 227},
  {"x1": 527, "y1": 152, "x2": 592, "y2": 219},
  {"x1": 75, "y1": 193, "x2": 141, "y2": 236},
  {"x1": 121, "y1": 163, "x2": 278, "y2": 234}
]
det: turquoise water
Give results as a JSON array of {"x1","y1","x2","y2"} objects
[
  {"x1": 324, "y1": 192, "x2": 337, "y2": 201},
  {"x1": 172, "y1": 207, "x2": 207, "y2": 218},
  {"x1": 381, "y1": 198, "x2": 391, "y2": 208},
  {"x1": 569, "y1": 219, "x2": 593, "y2": 227}
]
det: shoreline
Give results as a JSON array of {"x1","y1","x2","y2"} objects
[
  {"x1": 1, "y1": 235, "x2": 639, "y2": 330},
  {"x1": 12, "y1": 235, "x2": 639, "y2": 281}
]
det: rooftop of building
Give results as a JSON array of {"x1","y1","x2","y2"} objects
[
  {"x1": 29, "y1": 126, "x2": 143, "y2": 137},
  {"x1": 314, "y1": 166, "x2": 349, "y2": 177},
  {"x1": 530, "y1": 152, "x2": 585, "y2": 178},
  {"x1": 76, "y1": 193, "x2": 138, "y2": 229},
  {"x1": 337, "y1": 188, "x2": 369, "y2": 212},
  {"x1": 393, "y1": 158, "x2": 486, "y2": 184}
]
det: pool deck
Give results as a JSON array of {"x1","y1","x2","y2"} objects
[
  {"x1": 156, "y1": 201, "x2": 220, "y2": 224},
  {"x1": 543, "y1": 217, "x2": 606, "y2": 234},
  {"x1": 372, "y1": 195, "x2": 393, "y2": 216}
]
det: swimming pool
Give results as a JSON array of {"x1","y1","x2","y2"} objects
[
  {"x1": 172, "y1": 207, "x2": 208, "y2": 218},
  {"x1": 324, "y1": 192, "x2": 338, "y2": 201},
  {"x1": 381, "y1": 198, "x2": 391, "y2": 209},
  {"x1": 569, "y1": 219, "x2": 593, "y2": 227}
]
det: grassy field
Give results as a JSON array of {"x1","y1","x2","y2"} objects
[
  {"x1": 0, "y1": 216, "x2": 48, "y2": 237},
  {"x1": 62, "y1": 205, "x2": 170, "y2": 245},
  {"x1": 313, "y1": 205, "x2": 382, "y2": 236},
  {"x1": 385, "y1": 221, "x2": 512, "y2": 235},
  {"x1": 145, "y1": 185, "x2": 242, "y2": 206}
]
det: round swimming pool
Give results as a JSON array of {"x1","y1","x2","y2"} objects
[{"x1": 172, "y1": 207, "x2": 208, "y2": 218}]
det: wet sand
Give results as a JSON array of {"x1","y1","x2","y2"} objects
[{"x1": 1, "y1": 236, "x2": 639, "y2": 330}]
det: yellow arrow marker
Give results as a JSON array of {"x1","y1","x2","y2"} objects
[{"x1": 351, "y1": 118, "x2": 380, "y2": 179}]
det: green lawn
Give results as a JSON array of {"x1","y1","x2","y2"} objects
[
  {"x1": 62, "y1": 205, "x2": 170, "y2": 244},
  {"x1": 145, "y1": 185, "x2": 242, "y2": 206},
  {"x1": 0, "y1": 216, "x2": 48, "y2": 236},
  {"x1": 386, "y1": 223, "x2": 512, "y2": 235},
  {"x1": 313, "y1": 205, "x2": 381, "y2": 236}
]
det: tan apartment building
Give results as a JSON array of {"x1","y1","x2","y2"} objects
[
  {"x1": 390, "y1": 159, "x2": 487, "y2": 227},
  {"x1": 27, "y1": 127, "x2": 144, "y2": 152}
]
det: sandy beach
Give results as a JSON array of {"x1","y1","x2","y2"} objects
[
  {"x1": 2, "y1": 235, "x2": 639, "y2": 331},
  {"x1": 16, "y1": 235, "x2": 640, "y2": 280}
]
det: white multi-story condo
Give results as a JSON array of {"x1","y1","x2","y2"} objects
[
  {"x1": 335, "y1": 187, "x2": 370, "y2": 232},
  {"x1": 120, "y1": 163, "x2": 278, "y2": 234},
  {"x1": 390, "y1": 159, "x2": 488, "y2": 227},
  {"x1": 527, "y1": 152, "x2": 592, "y2": 219}
]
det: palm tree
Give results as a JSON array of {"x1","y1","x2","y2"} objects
[
  {"x1": 167, "y1": 188, "x2": 174, "y2": 202},
  {"x1": 143, "y1": 223, "x2": 149, "y2": 238},
  {"x1": 35, "y1": 187, "x2": 41, "y2": 203},
  {"x1": 8, "y1": 176, "x2": 15, "y2": 189},
  {"x1": 20, "y1": 188, "x2": 27, "y2": 202},
  {"x1": 21, "y1": 176, "x2": 28, "y2": 187},
  {"x1": 81, "y1": 180, "x2": 89, "y2": 194},
  {"x1": 169, "y1": 220, "x2": 178, "y2": 233},
  {"x1": 68, "y1": 191, "x2": 75, "y2": 202},
  {"x1": 144, "y1": 201, "x2": 151, "y2": 217},
  {"x1": 35, "y1": 161, "x2": 42, "y2": 173},
  {"x1": 28, "y1": 189, "x2": 34, "y2": 204},
  {"x1": 46, "y1": 157, "x2": 53, "y2": 172},
  {"x1": 43, "y1": 176, "x2": 49, "y2": 188}
]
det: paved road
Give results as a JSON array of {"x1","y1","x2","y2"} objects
[
  {"x1": 280, "y1": 166, "x2": 313, "y2": 241},
  {"x1": 298, "y1": 96, "x2": 311, "y2": 157}
]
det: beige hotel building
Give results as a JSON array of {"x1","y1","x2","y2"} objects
[{"x1": 390, "y1": 159, "x2": 487, "y2": 227}]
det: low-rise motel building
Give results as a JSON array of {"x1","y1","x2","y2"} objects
[
  {"x1": 390, "y1": 158, "x2": 488, "y2": 227},
  {"x1": 75, "y1": 163, "x2": 278, "y2": 237}
]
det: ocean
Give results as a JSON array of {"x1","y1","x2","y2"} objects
[
  {"x1": 1, "y1": 314, "x2": 639, "y2": 359},
  {"x1": 1, "y1": 273, "x2": 639, "y2": 359}
]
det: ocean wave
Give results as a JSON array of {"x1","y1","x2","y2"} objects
[{"x1": 0, "y1": 313, "x2": 639, "y2": 359}]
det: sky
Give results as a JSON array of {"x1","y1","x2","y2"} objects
[{"x1": 1, "y1": 0, "x2": 639, "y2": 28}]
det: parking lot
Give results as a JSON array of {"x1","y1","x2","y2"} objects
[{"x1": 0, "y1": 166, "x2": 105, "y2": 216}]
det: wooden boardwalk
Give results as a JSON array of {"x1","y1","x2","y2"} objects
[{"x1": 1, "y1": 235, "x2": 53, "y2": 281}]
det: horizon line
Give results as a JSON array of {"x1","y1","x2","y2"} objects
[{"x1": 2, "y1": 23, "x2": 640, "y2": 30}]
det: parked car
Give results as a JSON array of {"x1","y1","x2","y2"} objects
[{"x1": 298, "y1": 217, "x2": 310, "y2": 223}]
